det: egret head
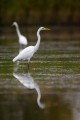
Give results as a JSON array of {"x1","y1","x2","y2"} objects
[
  {"x1": 37, "y1": 27, "x2": 50, "y2": 36},
  {"x1": 12, "y1": 22, "x2": 18, "y2": 26},
  {"x1": 38, "y1": 27, "x2": 50, "y2": 32}
]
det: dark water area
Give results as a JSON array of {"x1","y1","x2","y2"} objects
[{"x1": 0, "y1": 26, "x2": 80, "y2": 120}]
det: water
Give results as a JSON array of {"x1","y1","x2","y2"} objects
[{"x1": 0, "y1": 27, "x2": 80, "y2": 120}]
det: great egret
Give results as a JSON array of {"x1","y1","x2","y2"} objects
[
  {"x1": 13, "y1": 27, "x2": 50, "y2": 65},
  {"x1": 12, "y1": 22, "x2": 28, "y2": 46},
  {"x1": 13, "y1": 72, "x2": 45, "y2": 109}
]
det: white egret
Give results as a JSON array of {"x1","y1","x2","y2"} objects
[
  {"x1": 12, "y1": 22, "x2": 28, "y2": 46},
  {"x1": 13, "y1": 72, "x2": 45, "y2": 109},
  {"x1": 13, "y1": 27, "x2": 50, "y2": 65}
]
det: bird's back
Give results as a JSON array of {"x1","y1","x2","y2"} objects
[
  {"x1": 19, "y1": 34, "x2": 28, "y2": 45},
  {"x1": 13, "y1": 46, "x2": 34, "y2": 62}
]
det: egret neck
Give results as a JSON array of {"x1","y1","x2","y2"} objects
[
  {"x1": 15, "y1": 23, "x2": 21, "y2": 38},
  {"x1": 34, "y1": 28, "x2": 41, "y2": 53}
]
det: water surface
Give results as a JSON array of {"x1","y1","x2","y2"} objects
[{"x1": 0, "y1": 27, "x2": 80, "y2": 120}]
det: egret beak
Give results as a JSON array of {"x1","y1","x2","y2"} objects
[{"x1": 44, "y1": 28, "x2": 50, "y2": 30}]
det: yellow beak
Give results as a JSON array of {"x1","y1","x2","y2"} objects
[{"x1": 44, "y1": 28, "x2": 50, "y2": 30}]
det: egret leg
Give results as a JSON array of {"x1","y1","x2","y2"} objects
[
  {"x1": 27, "y1": 60, "x2": 30, "y2": 70},
  {"x1": 19, "y1": 44, "x2": 22, "y2": 49},
  {"x1": 28, "y1": 62, "x2": 29, "y2": 70}
]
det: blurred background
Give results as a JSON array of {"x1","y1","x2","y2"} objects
[
  {"x1": 0, "y1": 1, "x2": 80, "y2": 120},
  {"x1": 0, "y1": 0, "x2": 80, "y2": 26},
  {"x1": 0, "y1": 0, "x2": 80, "y2": 42}
]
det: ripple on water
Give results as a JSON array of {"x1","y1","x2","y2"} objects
[{"x1": 0, "y1": 41, "x2": 80, "y2": 91}]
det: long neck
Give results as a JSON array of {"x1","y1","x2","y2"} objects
[
  {"x1": 35, "y1": 85, "x2": 45, "y2": 109},
  {"x1": 15, "y1": 23, "x2": 21, "y2": 38},
  {"x1": 34, "y1": 29, "x2": 41, "y2": 53}
]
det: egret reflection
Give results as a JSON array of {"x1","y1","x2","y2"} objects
[{"x1": 13, "y1": 72, "x2": 45, "y2": 109}]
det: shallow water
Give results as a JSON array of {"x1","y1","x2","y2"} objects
[{"x1": 0, "y1": 27, "x2": 80, "y2": 120}]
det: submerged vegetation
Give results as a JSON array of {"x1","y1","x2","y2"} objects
[{"x1": 0, "y1": 0, "x2": 80, "y2": 25}]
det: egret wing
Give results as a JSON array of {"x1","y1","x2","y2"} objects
[{"x1": 15, "y1": 46, "x2": 34, "y2": 61}]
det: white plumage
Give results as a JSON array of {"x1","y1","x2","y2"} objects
[
  {"x1": 12, "y1": 22, "x2": 28, "y2": 45},
  {"x1": 13, "y1": 46, "x2": 34, "y2": 62},
  {"x1": 13, "y1": 27, "x2": 50, "y2": 63},
  {"x1": 13, "y1": 72, "x2": 45, "y2": 109}
]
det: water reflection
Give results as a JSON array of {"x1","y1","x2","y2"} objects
[{"x1": 13, "y1": 72, "x2": 45, "y2": 109}]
